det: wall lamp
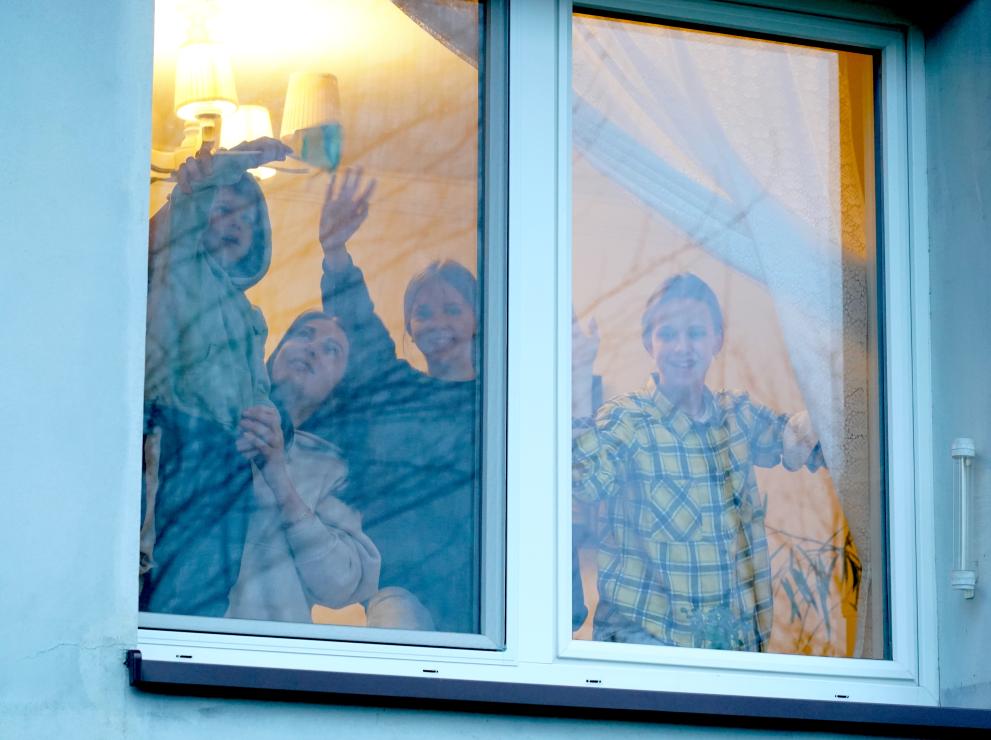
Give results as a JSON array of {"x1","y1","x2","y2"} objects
[
  {"x1": 173, "y1": 36, "x2": 238, "y2": 150},
  {"x1": 153, "y1": 35, "x2": 342, "y2": 182}
]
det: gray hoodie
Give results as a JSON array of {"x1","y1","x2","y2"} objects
[{"x1": 145, "y1": 156, "x2": 272, "y2": 429}]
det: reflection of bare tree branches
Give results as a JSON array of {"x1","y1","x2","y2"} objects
[
  {"x1": 141, "y1": 418, "x2": 252, "y2": 616},
  {"x1": 351, "y1": 106, "x2": 477, "y2": 176}
]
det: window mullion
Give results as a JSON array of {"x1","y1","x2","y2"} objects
[{"x1": 507, "y1": 0, "x2": 567, "y2": 664}]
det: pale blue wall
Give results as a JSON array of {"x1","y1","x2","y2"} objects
[
  {"x1": 926, "y1": 0, "x2": 991, "y2": 710},
  {"x1": 0, "y1": 0, "x2": 983, "y2": 736}
]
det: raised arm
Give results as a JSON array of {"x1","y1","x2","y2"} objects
[
  {"x1": 318, "y1": 169, "x2": 401, "y2": 389},
  {"x1": 148, "y1": 138, "x2": 291, "y2": 271},
  {"x1": 572, "y1": 311, "x2": 628, "y2": 503},
  {"x1": 572, "y1": 311, "x2": 600, "y2": 423}
]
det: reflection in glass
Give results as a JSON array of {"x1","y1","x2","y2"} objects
[
  {"x1": 141, "y1": 0, "x2": 485, "y2": 637},
  {"x1": 570, "y1": 14, "x2": 883, "y2": 657}
]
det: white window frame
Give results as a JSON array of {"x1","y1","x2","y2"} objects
[
  {"x1": 135, "y1": 0, "x2": 940, "y2": 712},
  {"x1": 138, "y1": 0, "x2": 509, "y2": 654},
  {"x1": 549, "y1": 0, "x2": 936, "y2": 704}
]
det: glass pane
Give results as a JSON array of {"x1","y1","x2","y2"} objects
[
  {"x1": 570, "y1": 13, "x2": 886, "y2": 657},
  {"x1": 141, "y1": 0, "x2": 487, "y2": 641}
]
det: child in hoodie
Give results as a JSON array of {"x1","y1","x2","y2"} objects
[{"x1": 140, "y1": 140, "x2": 290, "y2": 617}]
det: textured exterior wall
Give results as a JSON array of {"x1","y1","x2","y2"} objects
[{"x1": 925, "y1": 0, "x2": 991, "y2": 710}]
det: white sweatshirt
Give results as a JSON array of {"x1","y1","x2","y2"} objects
[{"x1": 226, "y1": 431, "x2": 381, "y2": 623}]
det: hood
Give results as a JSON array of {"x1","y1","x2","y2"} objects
[{"x1": 172, "y1": 153, "x2": 273, "y2": 290}]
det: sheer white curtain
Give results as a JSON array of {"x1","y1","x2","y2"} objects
[
  {"x1": 393, "y1": 0, "x2": 856, "y2": 484},
  {"x1": 393, "y1": 0, "x2": 481, "y2": 62},
  {"x1": 572, "y1": 19, "x2": 853, "y2": 483}
]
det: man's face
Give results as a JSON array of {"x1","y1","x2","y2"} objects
[
  {"x1": 270, "y1": 318, "x2": 350, "y2": 407},
  {"x1": 203, "y1": 186, "x2": 258, "y2": 270},
  {"x1": 647, "y1": 297, "x2": 723, "y2": 393}
]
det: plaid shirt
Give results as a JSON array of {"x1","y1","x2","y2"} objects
[{"x1": 573, "y1": 375, "x2": 811, "y2": 651}]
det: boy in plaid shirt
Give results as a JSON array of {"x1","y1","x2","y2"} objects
[{"x1": 572, "y1": 274, "x2": 822, "y2": 650}]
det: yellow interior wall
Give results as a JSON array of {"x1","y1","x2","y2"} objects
[{"x1": 149, "y1": 0, "x2": 480, "y2": 368}]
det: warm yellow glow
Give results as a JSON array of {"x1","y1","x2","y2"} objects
[
  {"x1": 174, "y1": 40, "x2": 239, "y2": 121},
  {"x1": 152, "y1": 0, "x2": 480, "y2": 155},
  {"x1": 247, "y1": 164, "x2": 276, "y2": 180},
  {"x1": 221, "y1": 104, "x2": 273, "y2": 147},
  {"x1": 150, "y1": 0, "x2": 483, "y2": 363},
  {"x1": 221, "y1": 104, "x2": 276, "y2": 179},
  {"x1": 155, "y1": 0, "x2": 420, "y2": 72}
]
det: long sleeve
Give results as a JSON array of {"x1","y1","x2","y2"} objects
[
  {"x1": 226, "y1": 435, "x2": 383, "y2": 622},
  {"x1": 144, "y1": 157, "x2": 272, "y2": 429},
  {"x1": 283, "y1": 491, "x2": 381, "y2": 609},
  {"x1": 320, "y1": 252, "x2": 404, "y2": 391},
  {"x1": 572, "y1": 401, "x2": 636, "y2": 504},
  {"x1": 726, "y1": 392, "x2": 824, "y2": 472},
  {"x1": 731, "y1": 393, "x2": 790, "y2": 469}
]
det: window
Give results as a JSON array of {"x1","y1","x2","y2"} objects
[
  {"x1": 141, "y1": 0, "x2": 505, "y2": 650},
  {"x1": 569, "y1": 12, "x2": 885, "y2": 660},
  {"x1": 134, "y1": 0, "x2": 985, "y2": 726}
]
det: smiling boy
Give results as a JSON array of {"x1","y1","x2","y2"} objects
[{"x1": 572, "y1": 273, "x2": 822, "y2": 651}]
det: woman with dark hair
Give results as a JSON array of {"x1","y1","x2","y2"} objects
[
  {"x1": 226, "y1": 311, "x2": 381, "y2": 623},
  {"x1": 311, "y1": 169, "x2": 481, "y2": 634}
]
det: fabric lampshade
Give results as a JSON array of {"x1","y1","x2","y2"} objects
[
  {"x1": 279, "y1": 72, "x2": 341, "y2": 137},
  {"x1": 280, "y1": 73, "x2": 343, "y2": 171},
  {"x1": 174, "y1": 41, "x2": 238, "y2": 121}
]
